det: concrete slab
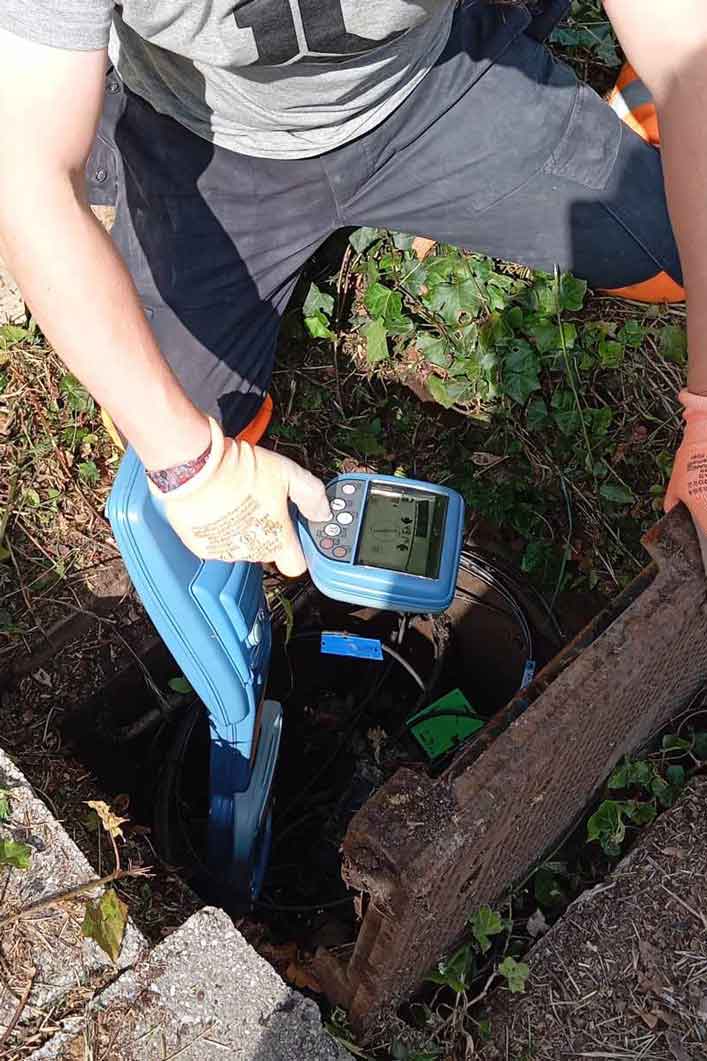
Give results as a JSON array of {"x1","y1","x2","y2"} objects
[
  {"x1": 0, "y1": 748, "x2": 147, "y2": 1039},
  {"x1": 29, "y1": 907, "x2": 353, "y2": 1061}
]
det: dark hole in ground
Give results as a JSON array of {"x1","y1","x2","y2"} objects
[{"x1": 62, "y1": 562, "x2": 560, "y2": 952}]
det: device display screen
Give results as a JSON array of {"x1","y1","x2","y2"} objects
[{"x1": 355, "y1": 484, "x2": 448, "y2": 579}]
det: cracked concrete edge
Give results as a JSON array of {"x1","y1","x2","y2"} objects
[
  {"x1": 0, "y1": 746, "x2": 147, "y2": 1032},
  {"x1": 28, "y1": 907, "x2": 354, "y2": 1061}
]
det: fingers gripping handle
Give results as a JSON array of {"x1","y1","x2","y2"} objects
[{"x1": 152, "y1": 418, "x2": 330, "y2": 574}]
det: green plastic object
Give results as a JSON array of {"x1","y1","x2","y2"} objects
[{"x1": 407, "y1": 688, "x2": 484, "y2": 761}]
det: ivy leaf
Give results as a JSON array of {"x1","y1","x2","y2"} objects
[
  {"x1": 587, "y1": 800, "x2": 629, "y2": 854},
  {"x1": 666, "y1": 764, "x2": 686, "y2": 788},
  {"x1": 526, "y1": 397, "x2": 549, "y2": 431},
  {"x1": 600, "y1": 482, "x2": 635, "y2": 505},
  {"x1": 608, "y1": 758, "x2": 655, "y2": 792},
  {"x1": 364, "y1": 282, "x2": 400, "y2": 320},
  {"x1": 0, "y1": 324, "x2": 29, "y2": 348},
  {"x1": 427, "y1": 943, "x2": 475, "y2": 994},
  {"x1": 559, "y1": 274, "x2": 587, "y2": 311},
  {"x1": 598, "y1": 339, "x2": 625, "y2": 368},
  {"x1": 470, "y1": 905, "x2": 504, "y2": 955},
  {"x1": 347, "y1": 418, "x2": 385, "y2": 457},
  {"x1": 618, "y1": 320, "x2": 647, "y2": 348},
  {"x1": 303, "y1": 283, "x2": 334, "y2": 319},
  {"x1": 349, "y1": 227, "x2": 382, "y2": 254},
  {"x1": 361, "y1": 318, "x2": 388, "y2": 365},
  {"x1": 627, "y1": 801, "x2": 657, "y2": 826},
  {"x1": 589, "y1": 407, "x2": 613, "y2": 437},
  {"x1": 416, "y1": 333, "x2": 453, "y2": 369},
  {"x1": 498, "y1": 956, "x2": 530, "y2": 994},
  {"x1": 304, "y1": 312, "x2": 335, "y2": 340},
  {"x1": 82, "y1": 888, "x2": 128, "y2": 962},
  {"x1": 85, "y1": 800, "x2": 128, "y2": 840},
  {"x1": 533, "y1": 866, "x2": 565, "y2": 908},
  {"x1": 0, "y1": 838, "x2": 32, "y2": 869},
  {"x1": 78, "y1": 461, "x2": 100, "y2": 487},
  {"x1": 503, "y1": 340, "x2": 540, "y2": 405},
  {"x1": 391, "y1": 231, "x2": 414, "y2": 251},
  {"x1": 426, "y1": 375, "x2": 470, "y2": 409},
  {"x1": 659, "y1": 325, "x2": 687, "y2": 365},
  {"x1": 551, "y1": 389, "x2": 581, "y2": 436},
  {"x1": 425, "y1": 279, "x2": 484, "y2": 326},
  {"x1": 60, "y1": 373, "x2": 94, "y2": 414},
  {"x1": 303, "y1": 284, "x2": 335, "y2": 339}
]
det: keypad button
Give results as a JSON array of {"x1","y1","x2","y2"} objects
[
  {"x1": 333, "y1": 546, "x2": 348, "y2": 558},
  {"x1": 337, "y1": 512, "x2": 353, "y2": 526},
  {"x1": 342, "y1": 484, "x2": 356, "y2": 495},
  {"x1": 320, "y1": 538, "x2": 334, "y2": 550},
  {"x1": 331, "y1": 498, "x2": 346, "y2": 511},
  {"x1": 324, "y1": 523, "x2": 341, "y2": 537}
]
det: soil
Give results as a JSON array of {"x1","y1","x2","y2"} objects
[{"x1": 479, "y1": 777, "x2": 707, "y2": 1061}]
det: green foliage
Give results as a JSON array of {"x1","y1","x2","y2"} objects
[
  {"x1": 533, "y1": 864, "x2": 567, "y2": 909},
  {"x1": 303, "y1": 283, "x2": 335, "y2": 340},
  {"x1": 78, "y1": 460, "x2": 100, "y2": 487},
  {"x1": 0, "y1": 838, "x2": 32, "y2": 869},
  {"x1": 0, "y1": 324, "x2": 30, "y2": 349},
  {"x1": 344, "y1": 417, "x2": 385, "y2": 457},
  {"x1": 426, "y1": 941, "x2": 475, "y2": 995},
  {"x1": 498, "y1": 956, "x2": 530, "y2": 994},
  {"x1": 60, "y1": 372, "x2": 95, "y2": 414},
  {"x1": 361, "y1": 317, "x2": 388, "y2": 364},
  {"x1": 0, "y1": 790, "x2": 10, "y2": 821},
  {"x1": 550, "y1": 0, "x2": 621, "y2": 68},
  {"x1": 590, "y1": 742, "x2": 692, "y2": 856},
  {"x1": 470, "y1": 905, "x2": 505, "y2": 955},
  {"x1": 82, "y1": 888, "x2": 128, "y2": 962},
  {"x1": 168, "y1": 676, "x2": 193, "y2": 695},
  {"x1": 586, "y1": 799, "x2": 656, "y2": 857}
]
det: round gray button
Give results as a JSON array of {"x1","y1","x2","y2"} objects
[
  {"x1": 337, "y1": 512, "x2": 353, "y2": 526},
  {"x1": 331, "y1": 498, "x2": 346, "y2": 511},
  {"x1": 324, "y1": 523, "x2": 341, "y2": 537},
  {"x1": 342, "y1": 484, "x2": 356, "y2": 495}
]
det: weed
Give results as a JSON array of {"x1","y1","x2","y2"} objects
[
  {"x1": 586, "y1": 729, "x2": 705, "y2": 857},
  {"x1": 302, "y1": 227, "x2": 685, "y2": 597}
]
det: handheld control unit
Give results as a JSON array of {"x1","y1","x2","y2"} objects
[{"x1": 298, "y1": 473, "x2": 464, "y2": 614}]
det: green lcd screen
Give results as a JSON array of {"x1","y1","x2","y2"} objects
[{"x1": 355, "y1": 483, "x2": 448, "y2": 579}]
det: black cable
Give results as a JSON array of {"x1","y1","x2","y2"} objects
[
  {"x1": 462, "y1": 548, "x2": 565, "y2": 645},
  {"x1": 277, "y1": 625, "x2": 427, "y2": 822}
]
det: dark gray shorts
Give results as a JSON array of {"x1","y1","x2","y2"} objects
[{"x1": 88, "y1": 0, "x2": 681, "y2": 435}]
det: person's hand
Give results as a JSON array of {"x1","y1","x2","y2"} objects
[
  {"x1": 664, "y1": 388, "x2": 707, "y2": 533},
  {"x1": 151, "y1": 417, "x2": 331, "y2": 575}
]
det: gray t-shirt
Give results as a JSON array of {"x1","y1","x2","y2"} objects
[{"x1": 0, "y1": 1, "x2": 456, "y2": 158}]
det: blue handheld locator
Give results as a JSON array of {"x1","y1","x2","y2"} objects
[
  {"x1": 298, "y1": 473, "x2": 464, "y2": 614},
  {"x1": 107, "y1": 448, "x2": 282, "y2": 906}
]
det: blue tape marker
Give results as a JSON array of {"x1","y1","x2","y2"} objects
[
  {"x1": 521, "y1": 658, "x2": 536, "y2": 690},
  {"x1": 321, "y1": 632, "x2": 384, "y2": 661}
]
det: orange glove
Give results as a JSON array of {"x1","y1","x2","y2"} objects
[
  {"x1": 664, "y1": 389, "x2": 707, "y2": 533},
  {"x1": 150, "y1": 417, "x2": 330, "y2": 575}
]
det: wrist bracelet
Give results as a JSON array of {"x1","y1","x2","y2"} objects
[{"x1": 146, "y1": 438, "x2": 213, "y2": 493}]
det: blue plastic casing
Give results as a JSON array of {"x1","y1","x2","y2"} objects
[
  {"x1": 106, "y1": 448, "x2": 282, "y2": 903},
  {"x1": 298, "y1": 473, "x2": 464, "y2": 614}
]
